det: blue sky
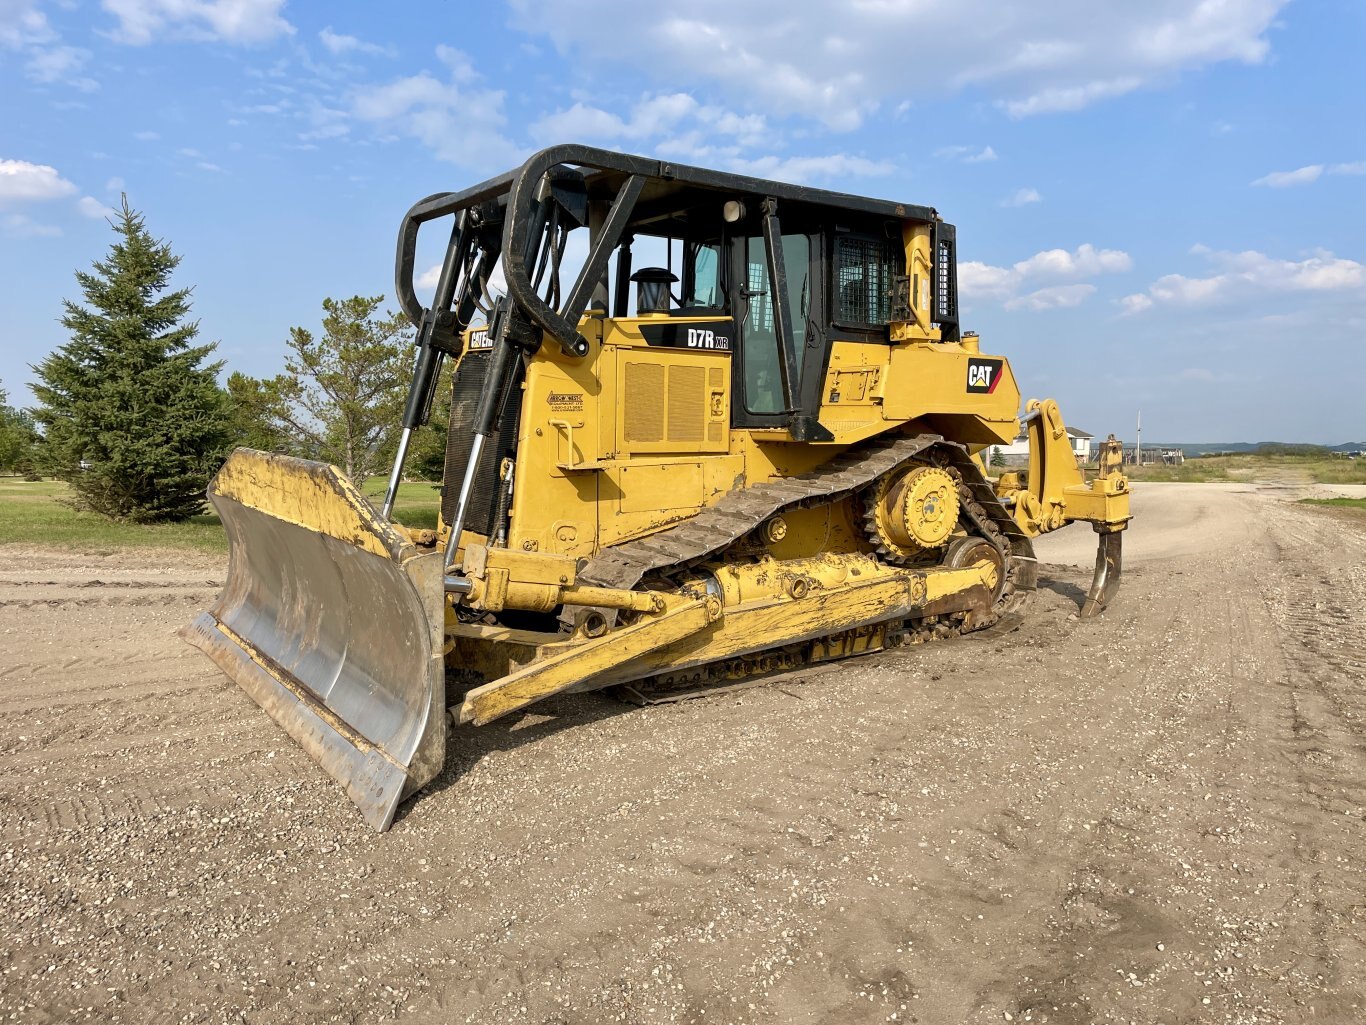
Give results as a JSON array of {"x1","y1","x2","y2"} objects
[{"x1": 1, "y1": 0, "x2": 1363, "y2": 442}]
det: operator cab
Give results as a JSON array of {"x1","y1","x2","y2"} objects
[
  {"x1": 394, "y1": 144, "x2": 960, "y2": 451},
  {"x1": 594, "y1": 195, "x2": 942, "y2": 438}
]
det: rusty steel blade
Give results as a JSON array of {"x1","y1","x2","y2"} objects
[
  {"x1": 182, "y1": 449, "x2": 446, "y2": 831},
  {"x1": 1080, "y1": 529, "x2": 1122, "y2": 619}
]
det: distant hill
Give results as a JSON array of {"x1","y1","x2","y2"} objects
[{"x1": 1151, "y1": 442, "x2": 1366, "y2": 456}]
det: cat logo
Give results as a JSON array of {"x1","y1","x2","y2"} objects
[
  {"x1": 966, "y1": 357, "x2": 1004, "y2": 394},
  {"x1": 467, "y1": 327, "x2": 494, "y2": 350}
]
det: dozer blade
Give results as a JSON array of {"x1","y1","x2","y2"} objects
[
  {"x1": 182, "y1": 449, "x2": 446, "y2": 831},
  {"x1": 1080, "y1": 528, "x2": 1122, "y2": 618}
]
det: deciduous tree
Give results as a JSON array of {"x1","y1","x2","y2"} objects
[{"x1": 0, "y1": 383, "x2": 41, "y2": 476}]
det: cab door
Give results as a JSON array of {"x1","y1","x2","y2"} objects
[{"x1": 730, "y1": 230, "x2": 818, "y2": 429}]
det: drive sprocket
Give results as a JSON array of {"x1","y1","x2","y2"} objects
[{"x1": 862, "y1": 464, "x2": 960, "y2": 564}]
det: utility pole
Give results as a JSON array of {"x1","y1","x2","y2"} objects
[{"x1": 1136, "y1": 410, "x2": 1142, "y2": 466}]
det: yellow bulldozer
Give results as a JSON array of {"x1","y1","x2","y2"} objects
[{"x1": 184, "y1": 145, "x2": 1130, "y2": 830}]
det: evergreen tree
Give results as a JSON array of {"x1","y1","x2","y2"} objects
[
  {"x1": 30, "y1": 198, "x2": 230, "y2": 521},
  {"x1": 263, "y1": 296, "x2": 415, "y2": 482},
  {"x1": 225, "y1": 371, "x2": 293, "y2": 454}
]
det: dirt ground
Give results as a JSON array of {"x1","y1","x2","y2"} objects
[{"x1": 2, "y1": 482, "x2": 1364, "y2": 1025}]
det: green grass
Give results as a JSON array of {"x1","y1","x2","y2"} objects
[
  {"x1": 0, "y1": 475, "x2": 444, "y2": 554},
  {"x1": 0, "y1": 477, "x2": 227, "y2": 553},
  {"x1": 1123, "y1": 453, "x2": 1366, "y2": 485},
  {"x1": 1300, "y1": 497, "x2": 1366, "y2": 511},
  {"x1": 360, "y1": 476, "x2": 443, "y2": 530}
]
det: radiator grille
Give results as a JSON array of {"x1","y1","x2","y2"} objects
[
  {"x1": 624, "y1": 362, "x2": 666, "y2": 442},
  {"x1": 667, "y1": 365, "x2": 705, "y2": 442}
]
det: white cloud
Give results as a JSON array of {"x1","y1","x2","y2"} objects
[
  {"x1": 729, "y1": 153, "x2": 893, "y2": 184},
  {"x1": 1251, "y1": 164, "x2": 1323, "y2": 188},
  {"x1": 958, "y1": 261, "x2": 1018, "y2": 303},
  {"x1": 77, "y1": 195, "x2": 116, "y2": 218},
  {"x1": 960, "y1": 242, "x2": 1131, "y2": 309},
  {"x1": 1004, "y1": 283, "x2": 1096, "y2": 311},
  {"x1": 133, "y1": 130, "x2": 160, "y2": 141},
  {"x1": 531, "y1": 93, "x2": 770, "y2": 154},
  {"x1": 1250, "y1": 162, "x2": 1366, "y2": 187},
  {"x1": 509, "y1": 1, "x2": 1289, "y2": 127},
  {"x1": 435, "y1": 43, "x2": 478, "y2": 81},
  {"x1": 935, "y1": 144, "x2": 997, "y2": 163},
  {"x1": 319, "y1": 26, "x2": 391, "y2": 57},
  {"x1": 533, "y1": 93, "x2": 702, "y2": 143},
  {"x1": 416, "y1": 264, "x2": 442, "y2": 290},
  {"x1": 352, "y1": 56, "x2": 517, "y2": 170},
  {"x1": 102, "y1": 0, "x2": 294, "y2": 45},
  {"x1": 1002, "y1": 187, "x2": 1042, "y2": 207},
  {"x1": 1014, "y1": 243, "x2": 1132, "y2": 277},
  {"x1": 105, "y1": 176, "x2": 125, "y2": 192},
  {"x1": 1120, "y1": 247, "x2": 1366, "y2": 313},
  {"x1": 0, "y1": 159, "x2": 78, "y2": 203},
  {"x1": 0, "y1": 0, "x2": 51, "y2": 47},
  {"x1": 25, "y1": 45, "x2": 99, "y2": 91},
  {"x1": 2, "y1": 212, "x2": 61, "y2": 238},
  {"x1": 531, "y1": 92, "x2": 886, "y2": 184},
  {"x1": 1001, "y1": 76, "x2": 1143, "y2": 118}
]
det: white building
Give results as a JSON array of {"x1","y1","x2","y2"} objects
[{"x1": 992, "y1": 427, "x2": 1093, "y2": 466}]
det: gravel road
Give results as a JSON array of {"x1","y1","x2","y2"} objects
[{"x1": 2, "y1": 482, "x2": 1363, "y2": 1024}]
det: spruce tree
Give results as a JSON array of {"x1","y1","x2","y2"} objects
[{"x1": 31, "y1": 198, "x2": 230, "y2": 522}]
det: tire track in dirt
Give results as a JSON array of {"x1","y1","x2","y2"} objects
[{"x1": 3, "y1": 491, "x2": 1366, "y2": 1025}]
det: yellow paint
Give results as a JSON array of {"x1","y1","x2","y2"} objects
[
  {"x1": 890, "y1": 222, "x2": 936, "y2": 341},
  {"x1": 211, "y1": 448, "x2": 400, "y2": 560},
  {"x1": 999, "y1": 398, "x2": 1132, "y2": 536},
  {"x1": 457, "y1": 549, "x2": 995, "y2": 723},
  {"x1": 458, "y1": 595, "x2": 715, "y2": 724}
]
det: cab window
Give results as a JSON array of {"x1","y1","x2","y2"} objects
[
  {"x1": 743, "y1": 233, "x2": 809, "y2": 415},
  {"x1": 835, "y1": 236, "x2": 900, "y2": 326},
  {"x1": 683, "y1": 241, "x2": 723, "y2": 308}
]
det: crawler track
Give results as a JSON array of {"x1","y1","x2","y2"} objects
[
  {"x1": 577, "y1": 431, "x2": 1035, "y2": 598},
  {"x1": 572, "y1": 432, "x2": 1036, "y2": 657}
]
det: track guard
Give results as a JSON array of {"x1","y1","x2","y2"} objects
[{"x1": 182, "y1": 449, "x2": 446, "y2": 831}]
